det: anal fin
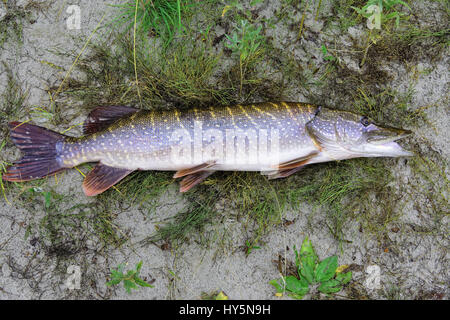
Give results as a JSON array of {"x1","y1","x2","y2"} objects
[
  {"x1": 82, "y1": 163, "x2": 133, "y2": 196},
  {"x1": 179, "y1": 171, "x2": 215, "y2": 192}
]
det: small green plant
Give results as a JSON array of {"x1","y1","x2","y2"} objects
[
  {"x1": 225, "y1": 19, "x2": 265, "y2": 95},
  {"x1": 321, "y1": 44, "x2": 336, "y2": 62},
  {"x1": 270, "y1": 237, "x2": 352, "y2": 299},
  {"x1": 244, "y1": 239, "x2": 261, "y2": 255},
  {"x1": 106, "y1": 261, "x2": 154, "y2": 293}
]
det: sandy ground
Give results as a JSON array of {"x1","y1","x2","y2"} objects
[{"x1": 0, "y1": 0, "x2": 448, "y2": 299}]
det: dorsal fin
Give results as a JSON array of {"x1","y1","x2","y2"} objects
[{"x1": 83, "y1": 105, "x2": 140, "y2": 134}]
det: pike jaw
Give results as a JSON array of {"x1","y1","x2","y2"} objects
[{"x1": 306, "y1": 107, "x2": 413, "y2": 158}]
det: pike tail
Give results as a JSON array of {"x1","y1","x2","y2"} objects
[{"x1": 3, "y1": 122, "x2": 67, "y2": 182}]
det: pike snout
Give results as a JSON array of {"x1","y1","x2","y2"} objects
[{"x1": 306, "y1": 107, "x2": 414, "y2": 158}]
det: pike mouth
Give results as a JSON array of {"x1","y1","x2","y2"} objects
[
  {"x1": 366, "y1": 129, "x2": 412, "y2": 144},
  {"x1": 373, "y1": 141, "x2": 414, "y2": 157},
  {"x1": 363, "y1": 129, "x2": 413, "y2": 157}
]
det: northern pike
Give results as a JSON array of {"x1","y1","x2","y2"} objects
[{"x1": 3, "y1": 102, "x2": 412, "y2": 196}]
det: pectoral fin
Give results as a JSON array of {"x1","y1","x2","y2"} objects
[
  {"x1": 275, "y1": 151, "x2": 319, "y2": 170},
  {"x1": 268, "y1": 166, "x2": 305, "y2": 180},
  {"x1": 173, "y1": 161, "x2": 217, "y2": 179},
  {"x1": 179, "y1": 171, "x2": 215, "y2": 192},
  {"x1": 83, "y1": 163, "x2": 133, "y2": 196}
]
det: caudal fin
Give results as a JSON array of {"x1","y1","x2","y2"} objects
[{"x1": 3, "y1": 122, "x2": 67, "y2": 182}]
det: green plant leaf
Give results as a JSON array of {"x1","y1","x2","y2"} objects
[
  {"x1": 350, "y1": 6, "x2": 364, "y2": 15},
  {"x1": 136, "y1": 261, "x2": 143, "y2": 274},
  {"x1": 134, "y1": 277, "x2": 154, "y2": 288},
  {"x1": 269, "y1": 279, "x2": 283, "y2": 292},
  {"x1": 336, "y1": 271, "x2": 352, "y2": 285},
  {"x1": 44, "y1": 191, "x2": 51, "y2": 209},
  {"x1": 315, "y1": 256, "x2": 338, "y2": 282},
  {"x1": 298, "y1": 237, "x2": 318, "y2": 283},
  {"x1": 300, "y1": 237, "x2": 317, "y2": 260},
  {"x1": 106, "y1": 279, "x2": 122, "y2": 286},
  {"x1": 293, "y1": 245, "x2": 301, "y2": 269},
  {"x1": 110, "y1": 269, "x2": 121, "y2": 278},
  {"x1": 215, "y1": 291, "x2": 228, "y2": 300},
  {"x1": 299, "y1": 255, "x2": 316, "y2": 284},
  {"x1": 318, "y1": 279, "x2": 342, "y2": 294},
  {"x1": 285, "y1": 275, "x2": 309, "y2": 296},
  {"x1": 123, "y1": 279, "x2": 138, "y2": 293},
  {"x1": 287, "y1": 292, "x2": 306, "y2": 300}
]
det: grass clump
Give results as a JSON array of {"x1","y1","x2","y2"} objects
[
  {"x1": 286, "y1": 160, "x2": 392, "y2": 244},
  {"x1": 145, "y1": 183, "x2": 222, "y2": 245},
  {"x1": 142, "y1": 171, "x2": 284, "y2": 248},
  {"x1": 144, "y1": 157, "x2": 394, "y2": 249},
  {"x1": 63, "y1": 35, "x2": 231, "y2": 111},
  {"x1": 110, "y1": 0, "x2": 185, "y2": 48},
  {"x1": 407, "y1": 147, "x2": 449, "y2": 236},
  {"x1": 103, "y1": 171, "x2": 173, "y2": 208},
  {"x1": 350, "y1": 86, "x2": 424, "y2": 128},
  {"x1": 0, "y1": 4, "x2": 27, "y2": 48},
  {"x1": 0, "y1": 68, "x2": 28, "y2": 204},
  {"x1": 0, "y1": 0, "x2": 52, "y2": 48},
  {"x1": 136, "y1": 42, "x2": 230, "y2": 105},
  {"x1": 39, "y1": 196, "x2": 127, "y2": 254},
  {"x1": 0, "y1": 66, "x2": 27, "y2": 132}
]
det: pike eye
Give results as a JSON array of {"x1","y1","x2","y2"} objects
[{"x1": 361, "y1": 116, "x2": 370, "y2": 127}]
